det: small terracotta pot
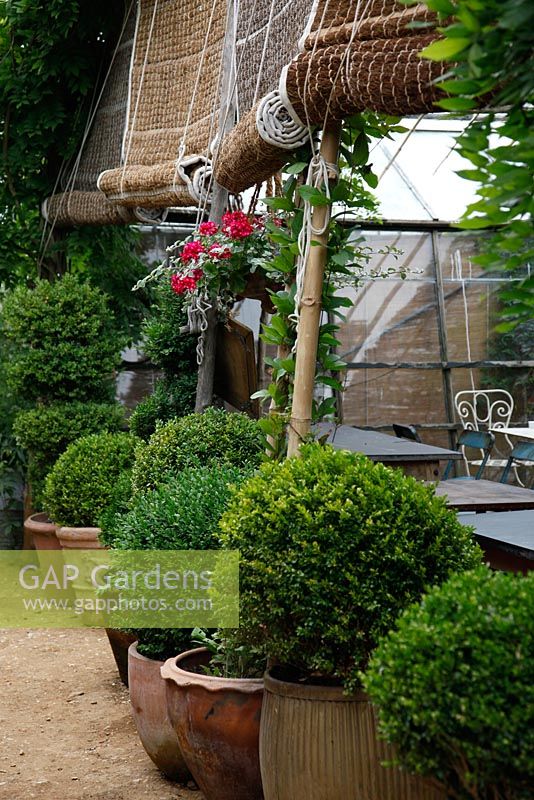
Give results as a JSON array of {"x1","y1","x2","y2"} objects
[
  {"x1": 260, "y1": 668, "x2": 445, "y2": 800},
  {"x1": 24, "y1": 513, "x2": 60, "y2": 550},
  {"x1": 128, "y1": 642, "x2": 191, "y2": 782},
  {"x1": 56, "y1": 526, "x2": 104, "y2": 549},
  {"x1": 161, "y1": 647, "x2": 264, "y2": 800},
  {"x1": 106, "y1": 628, "x2": 136, "y2": 686}
]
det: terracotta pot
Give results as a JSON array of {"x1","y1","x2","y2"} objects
[
  {"x1": 56, "y1": 526, "x2": 105, "y2": 549},
  {"x1": 128, "y1": 642, "x2": 191, "y2": 782},
  {"x1": 106, "y1": 628, "x2": 136, "y2": 686},
  {"x1": 24, "y1": 513, "x2": 60, "y2": 550},
  {"x1": 260, "y1": 668, "x2": 445, "y2": 800},
  {"x1": 161, "y1": 647, "x2": 264, "y2": 800}
]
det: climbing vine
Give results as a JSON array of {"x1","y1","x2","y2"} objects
[
  {"x1": 255, "y1": 113, "x2": 405, "y2": 455},
  {"x1": 0, "y1": 0, "x2": 150, "y2": 337},
  {"x1": 407, "y1": 0, "x2": 534, "y2": 330}
]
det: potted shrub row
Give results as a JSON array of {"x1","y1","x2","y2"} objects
[
  {"x1": 0, "y1": 275, "x2": 126, "y2": 548},
  {"x1": 99, "y1": 408, "x2": 265, "y2": 793},
  {"x1": 154, "y1": 442, "x2": 483, "y2": 800}
]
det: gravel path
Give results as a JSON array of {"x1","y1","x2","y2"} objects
[{"x1": 0, "y1": 628, "x2": 201, "y2": 800}]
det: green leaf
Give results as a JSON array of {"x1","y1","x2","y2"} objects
[
  {"x1": 285, "y1": 162, "x2": 308, "y2": 175},
  {"x1": 263, "y1": 196, "x2": 294, "y2": 211},
  {"x1": 420, "y1": 37, "x2": 471, "y2": 60},
  {"x1": 298, "y1": 185, "x2": 332, "y2": 207}
]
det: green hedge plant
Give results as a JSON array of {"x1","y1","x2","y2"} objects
[
  {"x1": 43, "y1": 432, "x2": 137, "y2": 527},
  {"x1": 219, "y1": 443, "x2": 482, "y2": 693},
  {"x1": 364, "y1": 568, "x2": 534, "y2": 800},
  {"x1": 13, "y1": 401, "x2": 124, "y2": 507},
  {"x1": 129, "y1": 284, "x2": 198, "y2": 440},
  {"x1": 1, "y1": 275, "x2": 124, "y2": 403},
  {"x1": 129, "y1": 376, "x2": 196, "y2": 441},
  {"x1": 104, "y1": 463, "x2": 248, "y2": 662},
  {"x1": 100, "y1": 464, "x2": 247, "y2": 549},
  {"x1": 132, "y1": 408, "x2": 263, "y2": 493}
]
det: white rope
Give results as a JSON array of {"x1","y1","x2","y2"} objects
[
  {"x1": 256, "y1": 91, "x2": 309, "y2": 149},
  {"x1": 171, "y1": 0, "x2": 220, "y2": 195},
  {"x1": 187, "y1": 294, "x2": 213, "y2": 365},
  {"x1": 452, "y1": 248, "x2": 476, "y2": 393},
  {"x1": 252, "y1": 0, "x2": 278, "y2": 106},
  {"x1": 121, "y1": 0, "x2": 159, "y2": 194}
]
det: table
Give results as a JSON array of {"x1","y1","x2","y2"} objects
[
  {"x1": 491, "y1": 426, "x2": 534, "y2": 441},
  {"x1": 435, "y1": 479, "x2": 534, "y2": 512},
  {"x1": 315, "y1": 424, "x2": 461, "y2": 481},
  {"x1": 458, "y1": 510, "x2": 534, "y2": 573}
]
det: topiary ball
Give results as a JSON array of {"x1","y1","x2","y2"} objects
[
  {"x1": 43, "y1": 432, "x2": 138, "y2": 527},
  {"x1": 131, "y1": 407, "x2": 263, "y2": 493},
  {"x1": 364, "y1": 567, "x2": 534, "y2": 799},
  {"x1": 219, "y1": 443, "x2": 482, "y2": 693}
]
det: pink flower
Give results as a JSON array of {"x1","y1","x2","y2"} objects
[
  {"x1": 180, "y1": 240, "x2": 206, "y2": 264},
  {"x1": 198, "y1": 221, "x2": 218, "y2": 236},
  {"x1": 221, "y1": 210, "x2": 254, "y2": 239},
  {"x1": 272, "y1": 217, "x2": 284, "y2": 227},
  {"x1": 170, "y1": 273, "x2": 200, "y2": 295},
  {"x1": 192, "y1": 268, "x2": 204, "y2": 280}
]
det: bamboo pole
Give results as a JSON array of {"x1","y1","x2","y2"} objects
[{"x1": 287, "y1": 120, "x2": 342, "y2": 457}]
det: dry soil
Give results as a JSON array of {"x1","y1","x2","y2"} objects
[{"x1": 0, "y1": 628, "x2": 201, "y2": 800}]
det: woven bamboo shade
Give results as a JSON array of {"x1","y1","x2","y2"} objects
[
  {"x1": 98, "y1": 0, "x2": 226, "y2": 209},
  {"x1": 42, "y1": 7, "x2": 137, "y2": 227},
  {"x1": 235, "y1": 0, "x2": 315, "y2": 114},
  {"x1": 214, "y1": 0, "x2": 445, "y2": 194}
]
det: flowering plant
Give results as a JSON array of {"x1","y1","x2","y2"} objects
[{"x1": 166, "y1": 211, "x2": 280, "y2": 311}]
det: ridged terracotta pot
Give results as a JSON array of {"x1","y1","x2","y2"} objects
[
  {"x1": 106, "y1": 628, "x2": 136, "y2": 686},
  {"x1": 260, "y1": 668, "x2": 445, "y2": 800},
  {"x1": 161, "y1": 647, "x2": 264, "y2": 800},
  {"x1": 56, "y1": 526, "x2": 105, "y2": 549},
  {"x1": 24, "y1": 513, "x2": 60, "y2": 550},
  {"x1": 128, "y1": 642, "x2": 191, "y2": 782}
]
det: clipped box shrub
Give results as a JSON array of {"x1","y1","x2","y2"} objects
[
  {"x1": 129, "y1": 376, "x2": 196, "y2": 441},
  {"x1": 1, "y1": 275, "x2": 124, "y2": 403},
  {"x1": 101, "y1": 463, "x2": 248, "y2": 550},
  {"x1": 219, "y1": 443, "x2": 482, "y2": 693},
  {"x1": 13, "y1": 401, "x2": 124, "y2": 506},
  {"x1": 103, "y1": 463, "x2": 249, "y2": 662},
  {"x1": 132, "y1": 408, "x2": 263, "y2": 493},
  {"x1": 364, "y1": 567, "x2": 534, "y2": 800},
  {"x1": 43, "y1": 432, "x2": 137, "y2": 527}
]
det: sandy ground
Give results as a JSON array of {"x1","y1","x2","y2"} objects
[{"x1": 0, "y1": 628, "x2": 201, "y2": 800}]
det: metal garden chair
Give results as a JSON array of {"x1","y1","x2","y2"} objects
[
  {"x1": 500, "y1": 441, "x2": 534, "y2": 489},
  {"x1": 454, "y1": 389, "x2": 517, "y2": 479},
  {"x1": 442, "y1": 429, "x2": 495, "y2": 480}
]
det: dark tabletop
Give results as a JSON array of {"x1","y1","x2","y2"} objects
[
  {"x1": 435, "y1": 479, "x2": 534, "y2": 512},
  {"x1": 458, "y1": 510, "x2": 534, "y2": 560},
  {"x1": 314, "y1": 423, "x2": 462, "y2": 462}
]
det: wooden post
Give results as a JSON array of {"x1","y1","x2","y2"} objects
[
  {"x1": 287, "y1": 120, "x2": 342, "y2": 457},
  {"x1": 194, "y1": 1, "x2": 236, "y2": 413}
]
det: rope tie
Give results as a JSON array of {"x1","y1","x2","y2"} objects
[
  {"x1": 290, "y1": 152, "x2": 338, "y2": 350},
  {"x1": 256, "y1": 91, "x2": 309, "y2": 150},
  {"x1": 186, "y1": 294, "x2": 213, "y2": 365}
]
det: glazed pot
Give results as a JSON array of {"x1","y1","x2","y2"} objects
[
  {"x1": 161, "y1": 647, "x2": 264, "y2": 800},
  {"x1": 56, "y1": 526, "x2": 104, "y2": 549},
  {"x1": 106, "y1": 628, "x2": 136, "y2": 686},
  {"x1": 128, "y1": 641, "x2": 190, "y2": 782},
  {"x1": 24, "y1": 512, "x2": 60, "y2": 550},
  {"x1": 260, "y1": 667, "x2": 445, "y2": 800}
]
